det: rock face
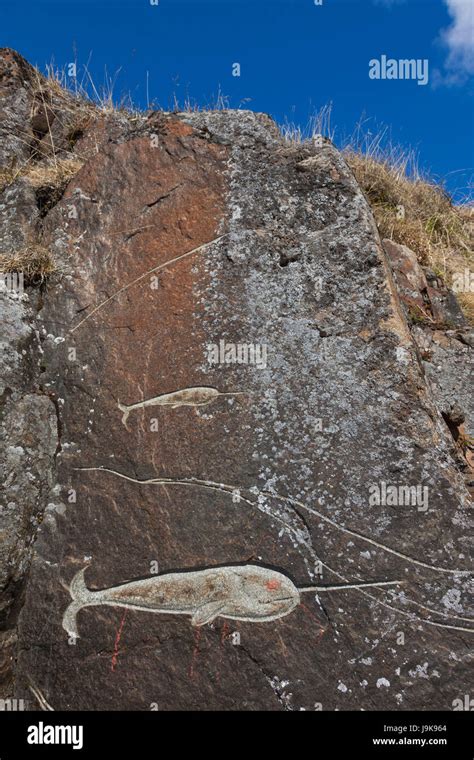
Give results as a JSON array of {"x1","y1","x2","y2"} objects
[
  {"x1": 0, "y1": 50, "x2": 59, "y2": 695},
  {"x1": 383, "y1": 239, "x2": 474, "y2": 476},
  {"x1": 0, "y1": 50, "x2": 472, "y2": 711}
]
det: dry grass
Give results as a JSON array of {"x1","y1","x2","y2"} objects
[
  {"x1": 345, "y1": 149, "x2": 473, "y2": 319},
  {"x1": 25, "y1": 156, "x2": 84, "y2": 188},
  {"x1": 280, "y1": 104, "x2": 334, "y2": 144},
  {"x1": 0, "y1": 67, "x2": 88, "y2": 284},
  {"x1": 0, "y1": 156, "x2": 84, "y2": 191},
  {"x1": 0, "y1": 164, "x2": 21, "y2": 192},
  {"x1": 0, "y1": 158, "x2": 80, "y2": 284},
  {"x1": 0, "y1": 245, "x2": 56, "y2": 283},
  {"x1": 342, "y1": 124, "x2": 473, "y2": 318},
  {"x1": 0, "y1": 159, "x2": 82, "y2": 283},
  {"x1": 458, "y1": 291, "x2": 474, "y2": 324},
  {"x1": 43, "y1": 59, "x2": 138, "y2": 115}
]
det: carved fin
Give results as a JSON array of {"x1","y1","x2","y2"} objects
[{"x1": 191, "y1": 601, "x2": 226, "y2": 627}]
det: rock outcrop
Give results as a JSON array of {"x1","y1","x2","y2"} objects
[
  {"x1": 0, "y1": 50, "x2": 59, "y2": 695},
  {"x1": 0, "y1": 49, "x2": 472, "y2": 711},
  {"x1": 384, "y1": 239, "x2": 474, "y2": 477}
]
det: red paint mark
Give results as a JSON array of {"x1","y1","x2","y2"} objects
[
  {"x1": 189, "y1": 627, "x2": 202, "y2": 679},
  {"x1": 265, "y1": 579, "x2": 281, "y2": 591},
  {"x1": 220, "y1": 621, "x2": 229, "y2": 645},
  {"x1": 111, "y1": 610, "x2": 128, "y2": 672},
  {"x1": 215, "y1": 621, "x2": 230, "y2": 684},
  {"x1": 300, "y1": 602, "x2": 326, "y2": 641}
]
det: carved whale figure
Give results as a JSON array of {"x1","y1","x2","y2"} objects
[
  {"x1": 62, "y1": 564, "x2": 401, "y2": 638},
  {"x1": 117, "y1": 386, "x2": 245, "y2": 427}
]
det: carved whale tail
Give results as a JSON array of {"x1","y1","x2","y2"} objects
[
  {"x1": 62, "y1": 567, "x2": 90, "y2": 639},
  {"x1": 117, "y1": 400, "x2": 130, "y2": 428}
]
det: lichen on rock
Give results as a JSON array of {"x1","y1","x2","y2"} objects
[{"x1": 0, "y1": 49, "x2": 472, "y2": 711}]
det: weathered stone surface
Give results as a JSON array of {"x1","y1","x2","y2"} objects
[
  {"x1": 384, "y1": 238, "x2": 473, "y2": 477},
  {"x1": 0, "y1": 390, "x2": 57, "y2": 595},
  {"x1": 383, "y1": 237, "x2": 468, "y2": 329},
  {"x1": 0, "y1": 49, "x2": 37, "y2": 168},
  {"x1": 0, "y1": 49, "x2": 60, "y2": 698},
  {"x1": 0, "y1": 51, "x2": 472, "y2": 711},
  {"x1": 0, "y1": 287, "x2": 58, "y2": 698},
  {"x1": 382, "y1": 238, "x2": 430, "y2": 316}
]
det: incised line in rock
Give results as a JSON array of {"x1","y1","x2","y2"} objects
[
  {"x1": 62, "y1": 564, "x2": 403, "y2": 639},
  {"x1": 75, "y1": 467, "x2": 474, "y2": 634},
  {"x1": 118, "y1": 386, "x2": 248, "y2": 428},
  {"x1": 69, "y1": 234, "x2": 228, "y2": 334},
  {"x1": 76, "y1": 467, "x2": 472, "y2": 577},
  {"x1": 28, "y1": 681, "x2": 54, "y2": 712}
]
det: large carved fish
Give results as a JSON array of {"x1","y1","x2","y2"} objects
[{"x1": 62, "y1": 564, "x2": 401, "y2": 638}]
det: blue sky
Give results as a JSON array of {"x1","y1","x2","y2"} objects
[{"x1": 1, "y1": 0, "x2": 473, "y2": 200}]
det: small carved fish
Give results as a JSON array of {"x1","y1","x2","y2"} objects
[
  {"x1": 117, "y1": 386, "x2": 246, "y2": 427},
  {"x1": 63, "y1": 564, "x2": 401, "y2": 638}
]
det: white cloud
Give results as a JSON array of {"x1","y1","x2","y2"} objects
[
  {"x1": 372, "y1": 0, "x2": 472, "y2": 85},
  {"x1": 442, "y1": 0, "x2": 474, "y2": 77}
]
